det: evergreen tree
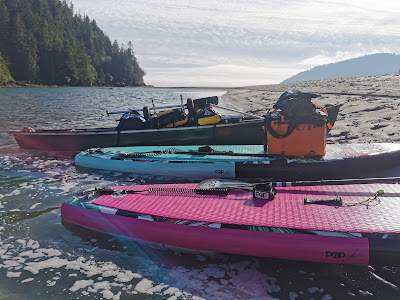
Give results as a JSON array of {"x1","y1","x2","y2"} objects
[
  {"x1": 0, "y1": 55, "x2": 13, "y2": 82},
  {"x1": 0, "y1": 0, "x2": 145, "y2": 86},
  {"x1": 0, "y1": 0, "x2": 10, "y2": 57}
]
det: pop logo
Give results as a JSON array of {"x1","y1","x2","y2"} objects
[
  {"x1": 254, "y1": 190, "x2": 271, "y2": 200},
  {"x1": 326, "y1": 251, "x2": 346, "y2": 259}
]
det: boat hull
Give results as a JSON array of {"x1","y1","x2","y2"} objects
[
  {"x1": 75, "y1": 143, "x2": 400, "y2": 180},
  {"x1": 10, "y1": 120, "x2": 265, "y2": 151},
  {"x1": 62, "y1": 203, "x2": 371, "y2": 264},
  {"x1": 61, "y1": 182, "x2": 400, "y2": 265}
]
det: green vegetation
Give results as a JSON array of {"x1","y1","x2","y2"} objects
[
  {"x1": 0, "y1": 0, "x2": 145, "y2": 86},
  {"x1": 0, "y1": 55, "x2": 13, "y2": 82}
]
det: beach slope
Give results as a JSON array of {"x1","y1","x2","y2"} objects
[{"x1": 221, "y1": 74, "x2": 400, "y2": 144}]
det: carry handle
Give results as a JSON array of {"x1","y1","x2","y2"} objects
[{"x1": 304, "y1": 196, "x2": 343, "y2": 205}]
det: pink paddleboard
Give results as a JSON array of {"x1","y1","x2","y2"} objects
[{"x1": 61, "y1": 181, "x2": 400, "y2": 265}]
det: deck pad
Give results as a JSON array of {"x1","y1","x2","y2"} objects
[{"x1": 93, "y1": 183, "x2": 400, "y2": 234}]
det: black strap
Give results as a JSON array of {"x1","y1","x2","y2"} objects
[
  {"x1": 266, "y1": 115, "x2": 326, "y2": 139},
  {"x1": 198, "y1": 145, "x2": 215, "y2": 152},
  {"x1": 265, "y1": 118, "x2": 298, "y2": 139}
]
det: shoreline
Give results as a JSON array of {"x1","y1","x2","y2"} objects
[
  {"x1": 3, "y1": 74, "x2": 399, "y2": 145},
  {"x1": 0, "y1": 81, "x2": 148, "y2": 88}
]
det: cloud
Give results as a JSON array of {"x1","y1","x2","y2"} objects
[
  {"x1": 71, "y1": 0, "x2": 400, "y2": 86},
  {"x1": 144, "y1": 64, "x2": 299, "y2": 87},
  {"x1": 298, "y1": 48, "x2": 393, "y2": 68}
]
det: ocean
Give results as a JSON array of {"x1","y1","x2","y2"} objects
[{"x1": 0, "y1": 87, "x2": 399, "y2": 299}]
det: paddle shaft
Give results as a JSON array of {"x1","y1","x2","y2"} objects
[
  {"x1": 107, "y1": 104, "x2": 185, "y2": 115},
  {"x1": 212, "y1": 104, "x2": 264, "y2": 119},
  {"x1": 107, "y1": 95, "x2": 219, "y2": 116},
  {"x1": 266, "y1": 176, "x2": 400, "y2": 187},
  {"x1": 174, "y1": 150, "x2": 281, "y2": 158},
  {"x1": 111, "y1": 177, "x2": 400, "y2": 197},
  {"x1": 106, "y1": 100, "x2": 263, "y2": 118},
  {"x1": 194, "y1": 177, "x2": 400, "y2": 192},
  {"x1": 110, "y1": 148, "x2": 283, "y2": 158}
]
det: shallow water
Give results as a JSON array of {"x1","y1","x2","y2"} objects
[{"x1": 0, "y1": 87, "x2": 399, "y2": 299}]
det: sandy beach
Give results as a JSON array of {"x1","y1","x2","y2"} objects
[{"x1": 221, "y1": 74, "x2": 400, "y2": 144}]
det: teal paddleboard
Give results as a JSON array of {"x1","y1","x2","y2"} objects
[{"x1": 75, "y1": 143, "x2": 400, "y2": 180}]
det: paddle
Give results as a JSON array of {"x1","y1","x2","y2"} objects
[
  {"x1": 96, "y1": 146, "x2": 286, "y2": 159},
  {"x1": 106, "y1": 95, "x2": 220, "y2": 116},
  {"x1": 106, "y1": 104, "x2": 185, "y2": 116},
  {"x1": 212, "y1": 104, "x2": 264, "y2": 120},
  {"x1": 197, "y1": 176, "x2": 400, "y2": 189},
  {"x1": 172, "y1": 150, "x2": 282, "y2": 158},
  {"x1": 93, "y1": 177, "x2": 400, "y2": 202},
  {"x1": 195, "y1": 177, "x2": 398, "y2": 202}
]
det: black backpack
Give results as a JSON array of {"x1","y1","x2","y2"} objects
[
  {"x1": 116, "y1": 111, "x2": 146, "y2": 131},
  {"x1": 146, "y1": 108, "x2": 187, "y2": 129},
  {"x1": 273, "y1": 91, "x2": 318, "y2": 118}
]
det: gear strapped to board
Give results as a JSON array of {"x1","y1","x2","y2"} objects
[{"x1": 93, "y1": 182, "x2": 278, "y2": 200}]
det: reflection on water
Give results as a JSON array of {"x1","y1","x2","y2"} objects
[{"x1": 0, "y1": 87, "x2": 399, "y2": 299}]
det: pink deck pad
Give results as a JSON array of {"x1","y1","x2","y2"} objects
[{"x1": 93, "y1": 183, "x2": 400, "y2": 234}]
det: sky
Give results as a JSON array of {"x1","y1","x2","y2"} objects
[{"x1": 70, "y1": 0, "x2": 400, "y2": 87}]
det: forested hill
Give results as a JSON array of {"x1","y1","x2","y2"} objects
[
  {"x1": 0, "y1": 0, "x2": 145, "y2": 86},
  {"x1": 281, "y1": 53, "x2": 400, "y2": 84}
]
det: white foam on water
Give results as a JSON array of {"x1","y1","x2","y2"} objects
[
  {"x1": 134, "y1": 278, "x2": 156, "y2": 293},
  {"x1": 0, "y1": 189, "x2": 22, "y2": 199},
  {"x1": 0, "y1": 236, "x2": 287, "y2": 299},
  {"x1": 115, "y1": 270, "x2": 141, "y2": 282},
  {"x1": 3, "y1": 260, "x2": 23, "y2": 269},
  {"x1": 358, "y1": 290, "x2": 374, "y2": 296},
  {"x1": 27, "y1": 239, "x2": 40, "y2": 250},
  {"x1": 69, "y1": 279, "x2": 94, "y2": 292},
  {"x1": 46, "y1": 280, "x2": 57, "y2": 286},
  {"x1": 6, "y1": 271, "x2": 22, "y2": 278},
  {"x1": 29, "y1": 203, "x2": 41, "y2": 209},
  {"x1": 24, "y1": 257, "x2": 69, "y2": 275}
]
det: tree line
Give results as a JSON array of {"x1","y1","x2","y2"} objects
[{"x1": 0, "y1": 0, "x2": 145, "y2": 86}]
